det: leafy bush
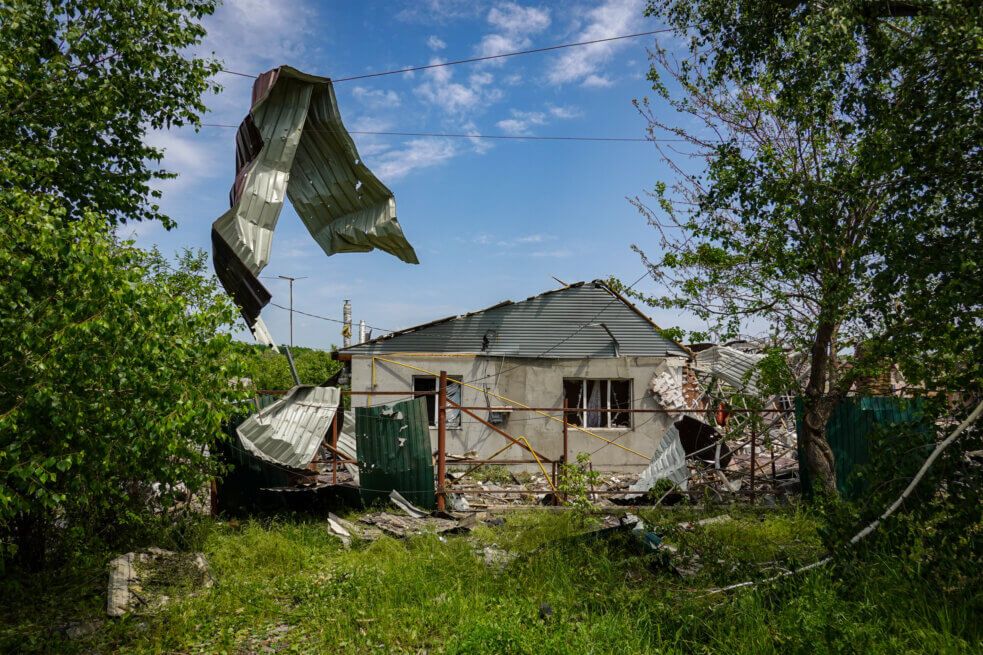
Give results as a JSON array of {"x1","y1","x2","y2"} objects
[{"x1": 0, "y1": 187, "x2": 246, "y2": 568}]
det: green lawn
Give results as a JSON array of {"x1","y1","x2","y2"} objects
[{"x1": 1, "y1": 505, "x2": 979, "y2": 654}]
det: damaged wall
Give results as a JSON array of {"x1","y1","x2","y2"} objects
[{"x1": 349, "y1": 355, "x2": 687, "y2": 471}]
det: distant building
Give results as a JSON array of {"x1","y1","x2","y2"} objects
[{"x1": 335, "y1": 280, "x2": 691, "y2": 471}]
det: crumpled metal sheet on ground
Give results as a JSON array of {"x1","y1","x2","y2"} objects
[
  {"x1": 626, "y1": 424, "x2": 690, "y2": 498},
  {"x1": 212, "y1": 65, "x2": 418, "y2": 346},
  {"x1": 237, "y1": 386, "x2": 340, "y2": 469}
]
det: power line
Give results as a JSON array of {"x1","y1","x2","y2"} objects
[
  {"x1": 269, "y1": 302, "x2": 394, "y2": 334},
  {"x1": 216, "y1": 27, "x2": 682, "y2": 82},
  {"x1": 198, "y1": 124, "x2": 691, "y2": 144}
]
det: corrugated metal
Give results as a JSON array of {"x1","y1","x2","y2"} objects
[
  {"x1": 212, "y1": 65, "x2": 417, "y2": 347},
  {"x1": 796, "y1": 397, "x2": 930, "y2": 499},
  {"x1": 355, "y1": 397, "x2": 435, "y2": 510},
  {"x1": 693, "y1": 345, "x2": 764, "y2": 394},
  {"x1": 237, "y1": 386, "x2": 340, "y2": 469},
  {"x1": 341, "y1": 281, "x2": 689, "y2": 358}
]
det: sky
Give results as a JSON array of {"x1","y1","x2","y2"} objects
[{"x1": 131, "y1": 0, "x2": 704, "y2": 351}]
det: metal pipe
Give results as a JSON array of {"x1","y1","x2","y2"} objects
[
  {"x1": 563, "y1": 398, "x2": 569, "y2": 504},
  {"x1": 343, "y1": 300, "x2": 352, "y2": 348},
  {"x1": 284, "y1": 345, "x2": 300, "y2": 386},
  {"x1": 447, "y1": 398, "x2": 552, "y2": 461},
  {"x1": 437, "y1": 370, "x2": 447, "y2": 511},
  {"x1": 331, "y1": 409, "x2": 339, "y2": 484},
  {"x1": 749, "y1": 424, "x2": 757, "y2": 504}
]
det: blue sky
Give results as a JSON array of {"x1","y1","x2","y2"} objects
[{"x1": 132, "y1": 0, "x2": 703, "y2": 350}]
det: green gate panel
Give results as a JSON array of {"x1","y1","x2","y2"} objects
[
  {"x1": 356, "y1": 397, "x2": 435, "y2": 510},
  {"x1": 796, "y1": 397, "x2": 930, "y2": 499}
]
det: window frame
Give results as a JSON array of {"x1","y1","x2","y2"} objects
[
  {"x1": 412, "y1": 375, "x2": 462, "y2": 428},
  {"x1": 562, "y1": 378, "x2": 633, "y2": 429}
]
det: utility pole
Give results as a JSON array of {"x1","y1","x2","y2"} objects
[{"x1": 277, "y1": 275, "x2": 307, "y2": 349}]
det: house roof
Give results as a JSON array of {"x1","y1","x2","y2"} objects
[{"x1": 338, "y1": 280, "x2": 690, "y2": 359}]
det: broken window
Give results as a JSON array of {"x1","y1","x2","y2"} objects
[
  {"x1": 412, "y1": 376, "x2": 462, "y2": 428},
  {"x1": 562, "y1": 379, "x2": 632, "y2": 428}
]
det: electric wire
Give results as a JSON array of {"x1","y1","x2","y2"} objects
[
  {"x1": 216, "y1": 27, "x2": 684, "y2": 82},
  {"x1": 198, "y1": 124, "x2": 691, "y2": 144}
]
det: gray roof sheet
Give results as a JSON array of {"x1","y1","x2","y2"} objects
[{"x1": 341, "y1": 280, "x2": 689, "y2": 358}]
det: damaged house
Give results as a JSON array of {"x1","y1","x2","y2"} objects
[{"x1": 335, "y1": 280, "x2": 693, "y2": 471}]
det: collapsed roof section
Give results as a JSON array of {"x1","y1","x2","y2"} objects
[{"x1": 212, "y1": 66, "x2": 418, "y2": 347}]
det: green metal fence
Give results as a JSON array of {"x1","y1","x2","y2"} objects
[
  {"x1": 356, "y1": 397, "x2": 435, "y2": 509},
  {"x1": 796, "y1": 396, "x2": 930, "y2": 499}
]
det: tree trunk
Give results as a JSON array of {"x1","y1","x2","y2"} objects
[{"x1": 801, "y1": 321, "x2": 840, "y2": 496}]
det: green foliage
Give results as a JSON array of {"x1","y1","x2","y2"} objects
[
  {"x1": 0, "y1": 186, "x2": 246, "y2": 566},
  {"x1": 0, "y1": 0, "x2": 221, "y2": 228},
  {"x1": 232, "y1": 342, "x2": 342, "y2": 390},
  {"x1": 642, "y1": 0, "x2": 983, "y2": 395},
  {"x1": 557, "y1": 452, "x2": 601, "y2": 515}
]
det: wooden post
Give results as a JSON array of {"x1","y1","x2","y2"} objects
[
  {"x1": 332, "y1": 408, "x2": 339, "y2": 484},
  {"x1": 437, "y1": 370, "x2": 447, "y2": 511}
]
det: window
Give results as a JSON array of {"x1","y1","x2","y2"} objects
[
  {"x1": 413, "y1": 376, "x2": 462, "y2": 428},
  {"x1": 563, "y1": 379, "x2": 631, "y2": 428}
]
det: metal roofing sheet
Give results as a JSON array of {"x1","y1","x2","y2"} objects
[
  {"x1": 341, "y1": 281, "x2": 689, "y2": 358},
  {"x1": 692, "y1": 345, "x2": 764, "y2": 394},
  {"x1": 237, "y1": 386, "x2": 340, "y2": 469},
  {"x1": 212, "y1": 66, "x2": 417, "y2": 347}
]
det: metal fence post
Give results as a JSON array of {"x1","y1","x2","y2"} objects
[
  {"x1": 562, "y1": 398, "x2": 569, "y2": 503},
  {"x1": 332, "y1": 408, "x2": 339, "y2": 485},
  {"x1": 749, "y1": 424, "x2": 757, "y2": 504},
  {"x1": 437, "y1": 370, "x2": 447, "y2": 511}
]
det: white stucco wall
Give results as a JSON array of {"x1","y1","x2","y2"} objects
[{"x1": 348, "y1": 355, "x2": 688, "y2": 472}]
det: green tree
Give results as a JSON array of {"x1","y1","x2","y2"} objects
[
  {"x1": 0, "y1": 0, "x2": 220, "y2": 228},
  {"x1": 234, "y1": 343, "x2": 343, "y2": 391},
  {"x1": 0, "y1": 184, "x2": 246, "y2": 566},
  {"x1": 633, "y1": 1, "x2": 983, "y2": 494}
]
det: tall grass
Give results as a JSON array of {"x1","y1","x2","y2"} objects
[{"x1": 0, "y1": 506, "x2": 978, "y2": 653}]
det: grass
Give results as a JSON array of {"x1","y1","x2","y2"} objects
[{"x1": 0, "y1": 504, "x2": 979, "y2": 654}]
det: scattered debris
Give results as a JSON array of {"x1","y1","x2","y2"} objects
[
  {"x1": 389, "y1": 489, "x2": 428, "y2": 518},
  {"x1": 679, "y1": 514, "x2": 733, "y2": 531},
  {"x1": 107, "y1": 548, "x2": 211, "y2": 617},
  {"x1": 538, "y1": 602, "x2": 554, "y2": 621},
  {"x1": 482, "y1": 546, "x2": 518, "y2": 570}
]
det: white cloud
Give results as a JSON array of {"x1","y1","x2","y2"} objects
[
  {"x1": 582, "y1": 73, "x2": 614, "y2": 88},
  {"x1": 487, "y1": 2, "x2": 550, "y2": 33},
  {"x1": 196, "y1": 0, "x2": 319, "y2": 121},
  {"x1": 461, "y1": 120, "x2": 494, "y2": 154},
  {"x1": 396, "y1": 0, "x2": 485, "y2": 23},
  {"x1": 546, "y1": 0, "x2": 644, "y2": 86},
  {"x1": 427, "y1": 35, "x2": 447, "y2": 50},
  {"x1": 472, "y1": 233, "x2": 557, "y2": 248},
  {"x1": 351, "y1": 86, "x2": 402, "y2": 109},
  {"x1": 495, "y1": 104, "x2": 579, "y2": 135},
  {"x1": 415, "y1": 58, "x2": 500, "y2": 114},
  {"x1": 547, "y1": 104, "x2": 580, "y2": 119},
  {"x1": 477, "y1": 2, "x2": 551, "y2": 60},
  {"x1": 145, "y1": 130, "x2": 219, "y2": 179},
  {"x1": 371, "y1": 138, "x2": 459, "y2": 181}
]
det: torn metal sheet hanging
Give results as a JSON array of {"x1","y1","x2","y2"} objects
[
  {"x1": 237, "y1": 386, "x2": 341, "y2": 469},
  {"x1": 212, "y1": 65, "x2": 419, "y2": 346}
]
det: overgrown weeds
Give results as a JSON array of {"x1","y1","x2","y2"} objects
[{"x1": 0, "y1": 505, "x2": 979, "y2": 654}]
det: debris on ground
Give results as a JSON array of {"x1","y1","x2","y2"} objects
[
  {"x1": 678, "y1": 514, "x2": 733, "y2": 531},
  {"x1": 107, "y1": 547, "x2": 212, "y2": 617}
]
